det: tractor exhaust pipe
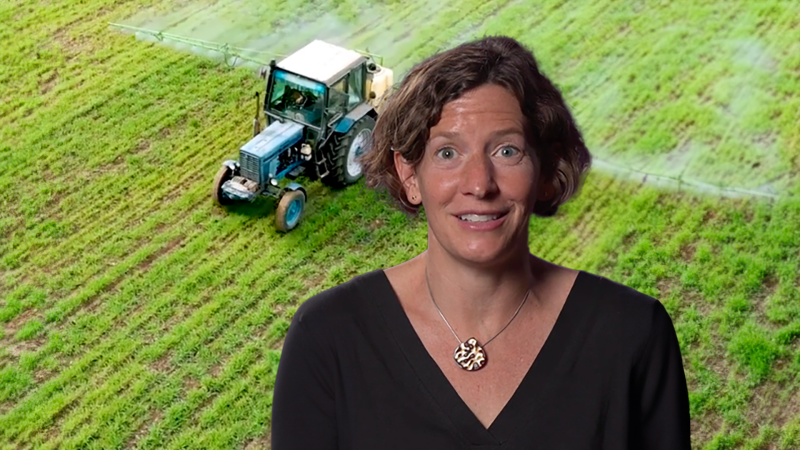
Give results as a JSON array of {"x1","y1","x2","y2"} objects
[{"x1": 253, "y1": 91, "x2": 261, "y2": 137}]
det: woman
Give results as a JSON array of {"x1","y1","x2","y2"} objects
[{"x1": 271, "y1": 36, "x2": 690, "y2": 449}]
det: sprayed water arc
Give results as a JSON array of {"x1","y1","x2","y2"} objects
[{"x1": 116, "y1": 0, "x2": 797, "y2": 199}]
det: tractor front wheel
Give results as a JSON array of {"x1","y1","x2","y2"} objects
[
  {"x1": 275, "y1": 190, "x2": 306, "y2": 232},
  {"x1": 212, "y1": 166, "x2": 234, "y2": 206},
  {"x1": 325, "y1": 116, "x2": 375, "y2": 188}
]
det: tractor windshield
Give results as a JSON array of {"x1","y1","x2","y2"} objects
[{"x1": 268, "y1": 70, "x2": 326, "y2": 128}]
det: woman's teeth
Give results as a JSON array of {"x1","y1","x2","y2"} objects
[{"x1": 458, "y1": 214, "x2": 500, "y2": 222}]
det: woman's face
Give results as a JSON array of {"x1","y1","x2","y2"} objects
[{"x1": 395, "y1": 84, "x2": 547, "y2": 267}]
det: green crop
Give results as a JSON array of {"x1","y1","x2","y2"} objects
[{"x1": 1, "y1": 0, "x2": 799, "y2": 449}]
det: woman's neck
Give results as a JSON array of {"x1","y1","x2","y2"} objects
[{"x1": 421, "y1": 246, "x2": 540, "y2": 339}]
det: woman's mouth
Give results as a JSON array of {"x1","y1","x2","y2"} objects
[
  {"x1": 457, "y1": 213, "x2": 502, "y2": 222},
  {"x1": 454, "y1": 211, "x2": 509, "y2": 230}
]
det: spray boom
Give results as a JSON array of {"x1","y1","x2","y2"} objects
[
  {"x1": 108, "y1": 22, "x2": 285, "y2": 66},
  {"x1": 109, "y1": 22, "x2": 385, "y2": 68}
]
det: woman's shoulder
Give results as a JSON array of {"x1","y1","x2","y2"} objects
[
  {"x1": 572, "y1": 271, "x2": 674, "y2": 342},
  {"x1": 576, "y1": 271, "x2": 659, "y2": 308},
  {"x1": 291, "y1": 269, "x2": 388, "y2": 327}
]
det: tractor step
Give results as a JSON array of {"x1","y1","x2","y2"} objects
[{"x1": 315, "y1": 157, "x2": 330, "y2": 178}]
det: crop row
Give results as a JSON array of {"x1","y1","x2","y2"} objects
[{"x1": 1, "y1": 176, "x2": 412, "y2": 445}]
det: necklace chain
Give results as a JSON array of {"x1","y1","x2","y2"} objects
[{"x1": 424, "y1": 269, "x2": 530, "y2": 347}]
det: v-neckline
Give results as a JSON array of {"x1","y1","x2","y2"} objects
[{"x1": 373, "y1": 270, "x2": 590, "y2": 446}]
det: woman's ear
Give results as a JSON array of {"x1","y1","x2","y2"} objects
[{"x1": 394, "y1": 152, "x2": 421, "y2": 205}]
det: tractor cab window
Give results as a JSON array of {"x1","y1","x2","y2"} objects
[
  {"x1": 347, "y1": 68, "x2": 364, "y2": 109},
  {"x1": 327, "y1": 77, "x2": 348, "y2": 118},
  {"x1": 268, "y1": 70, "x2": 325, "y2": 128}
]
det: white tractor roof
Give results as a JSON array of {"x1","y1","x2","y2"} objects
[{"x1": 277, "y1": 40, "x2": 365, "y2": 86}]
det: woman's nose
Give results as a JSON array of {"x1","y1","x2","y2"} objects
[{"x1": 459, "y1": 152, "x2": 498, "y2": 198}]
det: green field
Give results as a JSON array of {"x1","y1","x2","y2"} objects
[{"x1": 1, "y1": 0, "x2": 800, "y2": 448}]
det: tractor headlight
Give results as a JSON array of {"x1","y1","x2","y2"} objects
[{"x1": 270, "y1": 178, "x2": 279, "y2": 186}]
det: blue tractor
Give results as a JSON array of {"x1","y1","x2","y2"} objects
[{"x1": 211, "y1": 40, "x2": 394, "y2": 231}]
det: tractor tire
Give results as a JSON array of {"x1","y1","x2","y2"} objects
[
  {"x1": 275, "y1": 189, "x2": 306, "y2": 232},
  {"x1": 324, "y1": 116, "x2": 375, "y2": 188},
  {"x1": 212, "y1": 166, "x2": 234, "y2": 206}
]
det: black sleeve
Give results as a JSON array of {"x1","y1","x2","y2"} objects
[
  {"x1": 631, "y1": 300, "x2": 692, "y2": 449},
  {"x1": 271, "y1": 313, "x2": 338, "y2": 450}
]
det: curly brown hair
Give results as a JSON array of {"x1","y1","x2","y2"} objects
[{"x1": 361, "y1": 36, "x2": 591, "y2": 217}]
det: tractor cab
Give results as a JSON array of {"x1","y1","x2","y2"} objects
[
  {"x1": 263, "y1": 40, "x2": 389, "y2": 153},
  {"x1": 212, "y1": 40, "x2": 394, "y2": 231}
]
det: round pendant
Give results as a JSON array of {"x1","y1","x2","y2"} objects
[{"x1": 453, "y1": 337, "x2": 487, "y2": 371}]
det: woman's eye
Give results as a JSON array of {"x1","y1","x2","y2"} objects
[
  {"x1": 435, "y1": 148, "x2": 456, "y2": 160},
  {"x1": 498, "y1": 146, "x2": 521, "y2": 158}
]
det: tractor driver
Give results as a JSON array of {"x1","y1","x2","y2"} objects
[{"x1": 284, "y1": 86, "x2": 316, "y2": 110}]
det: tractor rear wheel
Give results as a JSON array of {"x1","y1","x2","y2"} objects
[
  {"x1": 325, "y1": 116, "x2": 375, "y2": 188},
  {"x1": 212, "y1": 166, "x2": 234, "y2": 206},
  {"x1": 275, "y1": 190, "x2": 306, "y2": 232}
]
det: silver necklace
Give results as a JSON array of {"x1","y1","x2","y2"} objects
[{"x1": 425, "y1": 270, "x2": 530, "y2": 371}]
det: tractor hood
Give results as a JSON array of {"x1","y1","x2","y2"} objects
[
  {"x1": 241, "y1": 120, "x2": 304, "y2": 159},
  {"x1": 238, "y1": 120, "x2": 304, "y2": 185}
]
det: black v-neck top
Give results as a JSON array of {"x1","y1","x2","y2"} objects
[{"x1": 271, "y1": 270, "x2": 691, "y2": 449}]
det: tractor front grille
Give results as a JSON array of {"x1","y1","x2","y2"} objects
[{"x1": 240, "y1": 151, "x2": 260, "y2": 184}]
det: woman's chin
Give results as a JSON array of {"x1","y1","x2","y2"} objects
[{"x1": 446, "y1": 239, "x2": 522, "y2": 268}]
